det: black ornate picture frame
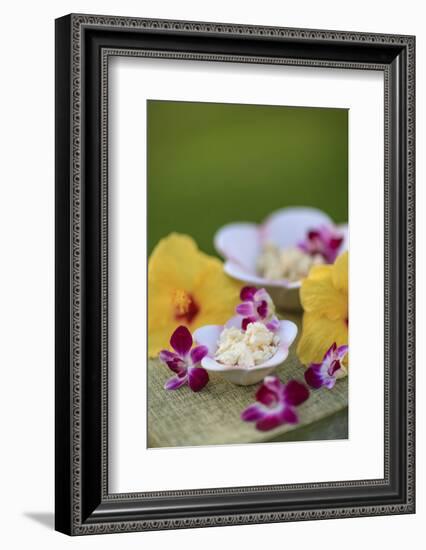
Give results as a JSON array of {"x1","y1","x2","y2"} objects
[{"x1": 55, "y1": 14, "x2": 415, "y2": 535}]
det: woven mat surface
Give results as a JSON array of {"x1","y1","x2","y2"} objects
[{"x1": 147, "y1": 313, "x2": 348, "y2": 448}]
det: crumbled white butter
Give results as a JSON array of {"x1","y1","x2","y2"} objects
[
  {"x1": 257, "y1": 242, "x2": 324, "y2": 281},
  {"x1": 214, "y1": 322, "x2": 280, "y2": 368}
]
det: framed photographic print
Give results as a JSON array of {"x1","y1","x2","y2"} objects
[{"x1": 55, "y1": 14, "x2": 415, "y2": 535}]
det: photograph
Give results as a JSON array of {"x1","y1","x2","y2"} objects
[{"x1": 147, "y1": 99, "x2": 349, "y2": 448}]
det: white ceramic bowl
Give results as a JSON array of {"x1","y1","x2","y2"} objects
[
  {"x1": 193, "y1": 317, "x2": 298, "y2": 386},
  {"x1": 214, "y1": 207, "x2": 348, "y2": 311}
]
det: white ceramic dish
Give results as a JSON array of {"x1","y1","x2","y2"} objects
[
  {"x1": 214, "y1": 206, "x2": 348, "y2": 311},
  {"x1": 193, "y1": 317, "x2": 298, "y2": 386}
]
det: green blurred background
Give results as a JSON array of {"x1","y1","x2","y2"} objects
[{"x1": 147, "y1": 100, "x2": 348, "y2": 257}]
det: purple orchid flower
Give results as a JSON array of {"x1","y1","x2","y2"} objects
[
  {"x1": 236, "y1": 286, "x2": 280, "y2": 331},
  {"x1": 241, "y1": 376, "x2": 309, "y2": 431},
  {"x1": 298, "y1": 225, "x2": 344, "y2": 264},
  {"x1": 159, "y1": 325, "x2": 209, "y2": 392},
  {"x1": 304, "y1": 342, "x2": 348, "y2": 390}
]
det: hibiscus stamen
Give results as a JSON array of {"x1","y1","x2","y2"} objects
[{"x1": 173, "y1": 289, "x2": 199, "y2": 323}]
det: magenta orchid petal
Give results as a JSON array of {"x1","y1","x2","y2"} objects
[
  {"x1": 190, "y1": 345, "x2": 209, "y2": 365},
  {"x1": 236, "y1": 302, "x2": 255, "y2": 316},
  {"x1": 336, "y1": 344, "x2": 349, "y2": 359},
  {"x1": 164, "y1": 375, "x2": 188, "y2": 391},
  {"x1": 265, "y1": 317, "x2": 280, "y2": 332},
  {"x1": 241, "y1": 403, "x2": 267, "y2": 422},
  {"x1": 187, "y1": 367, "x2": 209, "y2": 392},
  {"x1": 170, "y1": 325, "x2": 193, "y2": 357},
  {"x1": 253, "y1": 288, "x2": 269, "y2": 302},
  {"x1": 262, "y1": 375, "x2": 283, "y2": 395},
  {"x1": 236, "y1": 286, "x2": 277, "y2": 329},
  {"x1": 256, "y1": 300, "x2": 268, "y2": 319},
  {"x1": 242, "y1": 376, "x2": 309, "y2": 431},
  {"x1": 283, "y1": 379, "x2": 310, "y2": 406},
  {"x1": 159, "y1": 349, "x2": 186, "y2": 374},
  {"x1": 242, "y1": 316, "x2": 257, "y2": 331},
  {"x1": 324, "y1": 342, "x2": 337, "y2": 361},
  {"x1": 240, "y1": 286, "x2": 258, "y2": 301},
  {"x1": 304, "y1": 363, "x2": 325, "y2": 389},
  {"x1": 328, "y1": 360, "x2": 341, "y2": 377},
  {"x1": 298, "y1": 225, "x2": 344, "y2": 264},
  {"x1": 255, "y1": 383, "x2": 279, "y2": 406},
  {"x1": 255, "y1": 413, "x2": 284, "y2": 432},
  {"x1": 160, "y1": 326, "x2": 210, "y2": 392},
  {"x1": 280, "y1": 407, "x2": 299, "y2": 425},
  {"x1": 169, "y1": 364, "x2": 187, "y2": 376},
  {"x1": 159, "y1": 349, "x2": 179, "y2": 363}
]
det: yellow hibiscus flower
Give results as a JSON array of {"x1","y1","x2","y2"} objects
[
  {"x1": 297, "y1": 251, "x2": 348, "y2": 367},
  {"x1": 148, "y1": 233, "x2": 242, "y2": 357}
]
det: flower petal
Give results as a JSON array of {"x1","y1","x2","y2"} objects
[
  {"x1": 236, "y1": 302, "x2": 255, "y2": 316},
  {"x1": 336, "y1": 344, "x2": 349, "y2": 361},
  {"x1": 190, "y1": 345, "x2": 209, "y2": 365},
  {"x1": 324, "y1": 342, "x2": 337, "y2": 361},
  {"x1": 255, "y1": 412, "x2": 283, "y2": 431},
  {"x1": 297, "y1": 312, "x2": 348, "y2": 365},
  {"x1": 170, "y1": 325, "x2": 193, "y2": 357},
  {"x1": 148, "y1": 233, "x2": 242, "y2": 357},
  {"x1": 241, "y1": 403, "x2": 267, "y2": 422},
  {"x1": 300, "y1": 264, "x2": 347, "y2": 321},
  {"x1": 332, "y1": 251, "x2": 349, "y2": 295},
  {"x1": 253, "y1": 288, "x2": 270, "y2": 302},
  {"x1": 283, "y1": 380, "x2": 310, "y2": 405},
  {"x1": 148, "y1": 233, "x2": 206, "y2": 294},
  {"x1": 255, "y1": 384, "x2": 278, "y2": 406},
  {"x1": 256, "y1": 300, "x2": 268, "y2": 319},
  {"x1": 164, "y1": 375, "x2": 188, "y2": 391},
  {"x1": 159, "y1": 350, "x2": 186, "y2": 374},
  {"x1": 188, "y1": 367, "x2": 209, "y2": 392},
  {"x1": 280, "y1": 407, "x2": 299, "y2": 424},
  {"x1": 304, "y1": 363, "x2": 326, "y2": 389},
  {"x1": 242, "y1": 317, "x2": 257, "y2": 331},
  {"x1": 159, "y1": 349, "x2": 180, "y2": 364},
  {"x1": 256, "y1": 376, "x2": 282, "y2": 404},
  {"x1": 240, "y1": 286, "x2": 258, "y2": 301},
  {"x1": 265, "y1": 317, "x2": 280, "y2": 332},
  {"x1": 324, "y1": 377, "x2": 337, "y2": 389},
  {"x1": 328, "y1": 359, "x2": 342, "y2": 377}
]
